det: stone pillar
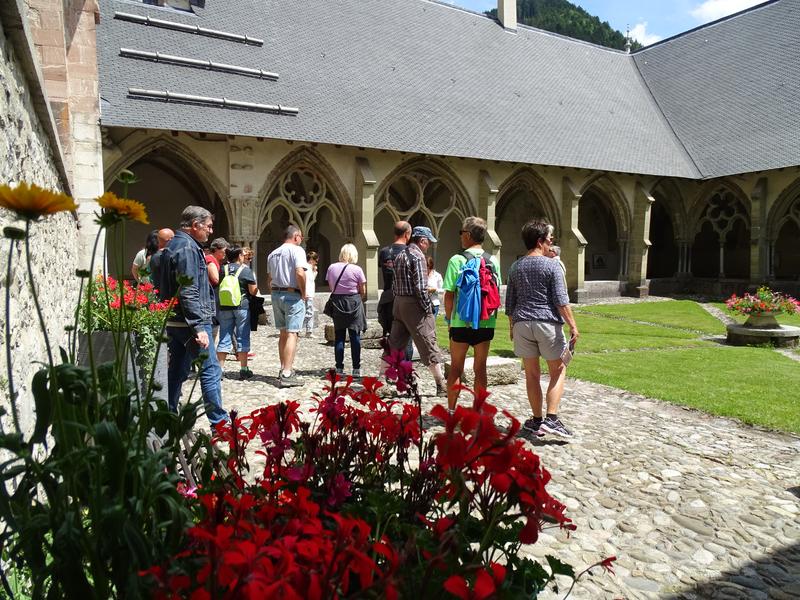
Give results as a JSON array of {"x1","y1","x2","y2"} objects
[
  {"x1": 478, "y1": 170, "x2": 501, "y2": 259},
  {"x1": 749, "y1": 177, "x2": 767, "y2": 284},
  {"x1": 627, "y1": 183, "x2": 654, "y2": 297},
  {"x1": 561, "y1": 178, "x2": 587, "y2": 302},
  {"x1": 27, "y1": 0, "x2": 104, "y2": 269},
  {"x1": 355, "y1": 157, "x2": 380, "y2": 306}
]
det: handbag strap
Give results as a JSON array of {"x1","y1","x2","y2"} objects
[{"x1": 331, "y1": 263, "x2": 349, "y2": 294}]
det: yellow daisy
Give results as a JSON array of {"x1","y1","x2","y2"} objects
[
  {"x1": 96, "y1": 192, "x2": 149, "y2": 224},
  {"x1": 0, "y1": 182, "x2": 77, "y2": 221}
]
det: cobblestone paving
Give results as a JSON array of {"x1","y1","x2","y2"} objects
[{"x1": 188, "y1": 315, "x2": 800, "y2": 600}]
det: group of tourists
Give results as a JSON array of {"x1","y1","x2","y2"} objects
[{"x1": 137, "y1": 204, "x2": 580, "y2": 440}]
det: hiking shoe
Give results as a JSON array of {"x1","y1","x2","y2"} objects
[
  {"x1": 522, "y1": 418, "x2": 545, "y2": 437},
  {"x1": 435, "y1": 383, "x2": 447, "y2": 398},
  {"x1": 240, "y1": 368, "x2": 254, "y2": 380},
  {"x1": 335, "y1": 368, "x2": 346, "y2": 377},
  {"x1": 539, "y1": 417, "x2": 573, "y2": 438},
  {"x1": 279, "y1": 371, "x2": 302, "y2": 387},
  {"x1": 352, "y1": 368, "x2": 362, "y2": 378}
]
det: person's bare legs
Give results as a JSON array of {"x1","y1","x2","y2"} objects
[
  {"x1": 544, "y1": 358, "x2": 566, "y2": 413},
  {"x1": 472, "y1": 340, "x2": 491, "y2": 394},
  {"x1": 237, "y1": 351, "x2": 248, "y2": 369},
  {"x1": 522, "y1": 356, "x2": 544, "y2": 417},
  {"x1": 278, "y1": 329, "x2": 288, "y2": 372},
  {"x1": 283, "y1": 331, "x2": 299, "y2": 373},
  {"x1": 447, "y1": 340, "x2": 469, "y2": 409}
]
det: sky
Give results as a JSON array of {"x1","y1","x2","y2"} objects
[{"x1": 445, "y1": 0, "x2": 767, "y2": 45}]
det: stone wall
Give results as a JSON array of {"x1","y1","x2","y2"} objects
[{"x1": 0, "y1": 8, "x2": 80, "y2": 435}]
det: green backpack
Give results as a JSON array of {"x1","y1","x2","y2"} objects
[{"x1": 218, "y1": 264, "x2": 245, "y2": 307}]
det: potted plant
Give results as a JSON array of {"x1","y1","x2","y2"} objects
[
  {"x1": 78, "y1": 274, "x2": 174, "y2": 388},
  {"x1": 725, "y1": 286, "x2": 800, "y2": 328}
]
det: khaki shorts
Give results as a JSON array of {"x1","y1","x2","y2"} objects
[{"x1": 513, "y1": 320, "x2": 566, "y2": 361}]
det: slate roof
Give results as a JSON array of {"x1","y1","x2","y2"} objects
[
  {"x1": 96, "y1": 0, "x2": 797, "y2": 180},
  {"x1": 634, "y1": 0, "x2": 800, "y2": 178}
]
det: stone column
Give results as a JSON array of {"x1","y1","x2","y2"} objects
[
  {"x1": 478, "y1": 170, "x2": 501, "y2": 259},
  {"x1": 627, "y1": 183, "x2": 654, "y2": 297},
  {"x1": 561, "y1": 177, "x2": 587, "y2": 302},
  {"x1": 355, "y1": 157, "x2": 380, "y2": 308},
  {"x1": 749, "y1": 177, "x2": 767, "y2": 284}
]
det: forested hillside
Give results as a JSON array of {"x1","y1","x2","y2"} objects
[{"x1": 485, "y1": 0, "x2": 642, "y2": 51}]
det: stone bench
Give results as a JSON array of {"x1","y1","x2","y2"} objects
[{"x1": 444, "y1": 355, "x2": 521, "y2": 386}]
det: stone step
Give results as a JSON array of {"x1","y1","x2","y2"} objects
[{"x1": 444, "y1": 355, "x2": 521, "y2": 386}]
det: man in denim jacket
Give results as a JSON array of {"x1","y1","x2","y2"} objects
[{"x1": 157, "y1": 205, "x2": 228, "y2": 427}]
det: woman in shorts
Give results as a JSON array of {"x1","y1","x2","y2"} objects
[{"x1": 506, "y1": 220, "x2": 579, "y2": 439}]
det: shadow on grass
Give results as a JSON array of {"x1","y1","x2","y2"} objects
[{"x1": 663, "y1": 540, "x2": 800, "y2": 599}]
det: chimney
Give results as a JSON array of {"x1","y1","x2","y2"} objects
[{"x1": 498, "y1": 0, "x2": 517, "y2": 31}]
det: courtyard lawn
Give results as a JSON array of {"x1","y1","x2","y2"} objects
[
  {"x1": 434, "y1": 302, "x2": 799, "y2": 433},
  {"x1": 569, "y1": 346, "x2": 800, "y2": 434},
  {"x1": 572, "y1": 300, "x2": 725, "y2": 335}
]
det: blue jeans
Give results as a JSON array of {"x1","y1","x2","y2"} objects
[
  {"x1": 167, "y1": 324, "x2": 228, "y2": 426},
  {"x1": 334, "y1": 328, "x2": 361, "y2": 371},
  {"x1": 217, "y1": 307, "x2": 251, "y2": 353}
]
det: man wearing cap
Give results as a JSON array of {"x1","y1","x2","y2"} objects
[
  {"x1": 443, "y1": 216, "x2": 502, "y2": 410},
  {"x1": 385, "y1": 225, "x2": 446, "y2": 396}
]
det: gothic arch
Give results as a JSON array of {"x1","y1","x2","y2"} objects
[
  {"x1": 688, "y1": 180, "x2": 750, "y2": 238},
  {"x1": 650, "y1": 178, "x2": 688, "y2": 239},
  {"x1": 373, "y1": 156, "x2": 474, "y2": 235},
  {"x1": 257, "y1": 145, "x2": 354, "y2": 240},
  {"x1": 766, "y1": 176, "x2": 800, "y2": 241},
  {"x1": 496, "y1": 167, "x2": 560, "y2": 232},
  {"x1": 579, "y1": 174, "x2": 632, "y2": 236},
  {"x1": 103, "y1": 133, "x2": 228, "y2": 206}
]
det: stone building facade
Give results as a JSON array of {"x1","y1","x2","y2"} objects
[
  {"x1": 0, "y1": 0, "x2": 103, "y2": 433},
  {"x1": 95, "y1": 0, "x2": 800, "y2": 300}
]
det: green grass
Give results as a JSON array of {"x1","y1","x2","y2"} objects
[
  {"x1": 573, "y1": 300, "x2": 725, "y2": 335},
  {"x1": 709, "y1": 302, "x2": 800, "y2": 327},
  {"x1": 569, "y1": 346, "x2": 800, "y2": 433},
  {"x1": 434, "y1": 301, "x2": 799, "y2": 433}
]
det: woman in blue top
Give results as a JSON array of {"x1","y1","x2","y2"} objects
[{"x1": 506, "y1": 220, "x2": 579, "y2": 439}]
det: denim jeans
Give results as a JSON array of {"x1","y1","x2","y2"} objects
[
  {"x1": 217, "y1": 307, "x2": 251, "y2": 353},
  {"x1": 334, "y1": 328, "x2": 361, "y2": 371},
  {"x1": 167, "y1": 324, "x2": 228, "y2": 426}
]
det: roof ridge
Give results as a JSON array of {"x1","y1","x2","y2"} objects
[{"x1": 633, "y1": 0, "x2": 781, "y2": 52}]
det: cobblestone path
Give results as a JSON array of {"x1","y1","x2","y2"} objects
[{"x1": 191, "y1": 317, "x2": 800, "y2": 600}]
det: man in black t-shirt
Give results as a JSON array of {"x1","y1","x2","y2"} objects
[{"x1": 377, "y1": 221, "x2": 411, "y2": 337}]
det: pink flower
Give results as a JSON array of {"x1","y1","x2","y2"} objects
[{"x1": 326, "y1": 473, "x2": 351, "y2": 508}]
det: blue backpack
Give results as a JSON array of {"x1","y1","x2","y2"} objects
[{"x1": 455, "y1": 255, "x2": 483, "y2": 329}]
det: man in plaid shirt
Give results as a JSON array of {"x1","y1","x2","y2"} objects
[{"x1": 386, "y1": 226, "x2": 446, "y2": 397}]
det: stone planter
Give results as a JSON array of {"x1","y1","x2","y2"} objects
[{"x1": 743, "y1": 311, "x2": 780, "y2": 329}]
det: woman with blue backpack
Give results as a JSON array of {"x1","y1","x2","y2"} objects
[{"x1": 216, "y1": 245, "x2": 259, "y2": 380}]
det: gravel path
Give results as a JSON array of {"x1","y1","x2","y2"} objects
[{"x1": 183, "y1": 315, "x2": 800, "y2": 600}]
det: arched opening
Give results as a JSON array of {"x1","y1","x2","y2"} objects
[
  {"x1": 374, "y1": 159, "x2": 471, "y2": 287},
  {"x1": 647, "y1": 199, "x2": 679, "y2": 278},
  {"x1": 257, "y1": 148, "x2": 352, "y2": 290},
  {"x1": 690, "y1": 188, "x2": 750, "y2": 279},
  {"x1": 105, "y1": 149, "x2": 228, "y2": 280},
  {"x1": 496, "y1": 189, "x2": 552, "y2": 274},
  {"x1": 775, "y1": 220, "x2": 800, "y2": 280},
  {"x1": 579, "y1": 189, "x2": 620, "y2": 281}
]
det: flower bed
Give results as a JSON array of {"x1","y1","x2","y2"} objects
[{"x1": 725, "y1": 286, "x2": 800, "y2": 317}]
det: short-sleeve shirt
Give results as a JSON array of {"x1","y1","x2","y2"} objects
[
  {"x1": 204, "y1": 254, "x2": 220, "y2": 287},
  {"x1": 133, "y1": 248, "x2": 150, "y2": 283},
  {"x1": 505, "y1": 256, "x2": 569, "y2": 323},
  {"x1": 219, "y1": 263, "x2": 257, "y2": 311},
  {"x1": 443, "y1": 247, "x2": 502, "y2": 329},
  {"x1": 326, "y1": 262, "x2": 366, "y2": 295},
  {"x1": 267, "y1": 243, "x2": 308, "y2": 288}
]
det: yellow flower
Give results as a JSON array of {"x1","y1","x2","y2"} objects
[
  {"x1": 0, "y1": 182, "x2": 77, "y2": 220},
  {"x1": 96, "y1": 192, "x2": 149, "y2": 224}
]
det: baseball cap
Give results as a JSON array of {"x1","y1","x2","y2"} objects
[{"x1": 411, "y1": 226, "x2": 437, "y2": 242}]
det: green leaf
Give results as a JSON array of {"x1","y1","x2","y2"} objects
[{"x1": 546, "y1": 554, "x2": 576, "y2": 579}]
